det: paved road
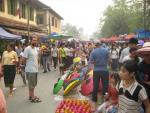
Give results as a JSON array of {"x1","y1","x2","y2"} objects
[{"x1": 2, "y1": 68, "x2": 61, "y2": 113}]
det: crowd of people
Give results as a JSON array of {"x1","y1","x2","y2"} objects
[{"x1": 0, "y1": 37, "x2": 150, "y2": 113}]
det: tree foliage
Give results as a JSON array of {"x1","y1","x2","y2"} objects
[
  {"x1": 61, "y1": 23, "x2": 83, "y2": 38},
  {"x1": 99, "y1": 0, "x2": 149, "y2": 38}
]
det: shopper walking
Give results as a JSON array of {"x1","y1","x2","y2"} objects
[
  {"x1": 89, "y1": 42, "x2": 110, "y2": 105},
  {"x1": 23, "y1": 38, "x2": 41, "y2": 103},
  {"x1": 51, "y1": 44, "x2": 58, "y2": 71},
  {"x1": 2, "y1": 43, "x2": 18, "y2": 96}
]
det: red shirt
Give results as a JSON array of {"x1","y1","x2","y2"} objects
[{"x1": 108, "y1": 85, "x2": 118, "y2": 104}]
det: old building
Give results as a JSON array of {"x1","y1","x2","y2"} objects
[
  {"x1": 36, "y1": 1, "x2": 63, "y2": 34},
  {"x1": 0, "y1": 0, "x2": 63, "y2": 41}
]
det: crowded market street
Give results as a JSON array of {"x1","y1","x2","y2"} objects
[{"x1": 0, "y1": 0, "x2": 150, "y2": 113}]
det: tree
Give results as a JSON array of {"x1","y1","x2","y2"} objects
[
  {"x1": 61, "y1": 23, "x2": 81, "y2": 38},
  {"x1": 99, "y1": 0, "x2": 150, "y2": 38},
  {"x1": 100, "y1": 3, "x2": 129, "y2": 37}
]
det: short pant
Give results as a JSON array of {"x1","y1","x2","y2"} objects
[{"x1": 26, "y1": 72, "x2": 38, "y2": 89}]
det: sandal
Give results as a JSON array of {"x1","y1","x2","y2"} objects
[{"x1": 30, "y1": 97, "x2": 42, "y2": 103}]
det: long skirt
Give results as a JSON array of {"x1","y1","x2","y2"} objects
[{"x1": 3, "y1": 65, "x2": 16, "y2": 87}]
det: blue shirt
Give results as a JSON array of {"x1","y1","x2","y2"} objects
[{"x1": 89, "y1": 47, "x2": 109, "y2": 71}]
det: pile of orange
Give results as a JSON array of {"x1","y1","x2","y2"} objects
[{"x1": 55, "y1": 99, "x2": 92, "y2": 113}]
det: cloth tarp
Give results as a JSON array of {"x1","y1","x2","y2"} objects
[
  {"x1": 136, "y1": 29, "x2": 150, "y2": 39},
  {"x1": 0, "y1": 27, "x2": 22, "y2": 40}
]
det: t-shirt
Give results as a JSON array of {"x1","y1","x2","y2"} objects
[
  {"x1": 111, "y1": 50, "x2": 118, "y2": 59},
  {"x1": 0, "y1": 89, "x2": 7, "y2": 113},
  {"x1": 59, "y1": 48, "x2": 66, "y2": 58},
  {"x1": 89, "y1": 47, "x2": 109, "y2": 71},
  {"x1": 51, "y1": 48, "x2": 58, "y2": 57},
  {"x1": 64, "y1": 47, "x2": 70, "y2": 56},
  {"x1": 23, "y1": 46, "x2": 38, "y2": 73},
  {"x1": 119, "y1": 47, "x2": 130, "y2": 63},
  {"x1": 117, "y1": 80, "x2": 147, "y2": 113},
  {"x1": 2, "y1": 51, "x2": 18, "y2": 65},
  {"x1": 122, "y1": 55, "x2": 131, "y2": 63}
]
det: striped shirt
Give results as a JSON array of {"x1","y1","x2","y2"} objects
[{"x1": 117, "y1": 80, "x2": 147, "y2": 113}]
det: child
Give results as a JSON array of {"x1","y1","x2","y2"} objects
[
  {"x1": 95, "y1": 73, "x2": 120, "y2": 113},
  {"x1": 118, "y1": 60, "x2": 150, "y2": 113}
]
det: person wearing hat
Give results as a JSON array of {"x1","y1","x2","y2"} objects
[
  {"x1": 119, "y1": 38, "x2": 138, "y2": 64},
  {"x1": 89, "y1": 42, "x2": 110, "y2": 106},
  {"x1": 137, "y1": 40, "x2": 145, "y2": 49},
  {"x1": 137, "y1": 42, "x2": 150, "y2": 101}
]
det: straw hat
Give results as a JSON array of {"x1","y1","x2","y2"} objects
[{"x1": 136, "y1": 42, "x2": 150, "y2": 55}]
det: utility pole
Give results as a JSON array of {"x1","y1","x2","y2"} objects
[{"x1": 49, "y1": 15, "x2": 51, "y2": 35}]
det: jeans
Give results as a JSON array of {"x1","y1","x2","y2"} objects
[
  {"x1": 52, "y1": 57, "x2": 58, "y2": 69},
  {"x1": 92, "y1": 70, "x2": 109, "y2": 102},
  {"x1": 42, "y1": 56, "x2": 50, "y2": 72}
]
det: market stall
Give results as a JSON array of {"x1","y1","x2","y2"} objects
[{"x1": 0, "y1": 27, "x2": 22, "y2": 40}]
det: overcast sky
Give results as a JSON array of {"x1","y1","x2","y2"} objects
[{"x1": 40, "y1": 0, "x2": 113, "y2": 36}]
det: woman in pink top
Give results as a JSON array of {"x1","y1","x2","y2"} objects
[{"x1": 0, "y1": 63, "x2": 7, "y2": 113}]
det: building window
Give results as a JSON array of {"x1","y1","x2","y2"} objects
[
  {"x1": 21, "y1": 3, "x2": 26, "y2": 19},
  {"x1": 29, "y1": 7, "x2": 34, "y2": 21},
  {"x1": 7, "y1": 0, "x2": 17, "y2": 16},
  {"x1": 52, "y1": 17, "x2": 55, "y2": 26},
  {"x1": 0, "y1": 0, "x2": 4, "y2": 12},
  {"x1": 37, "y1": 14, "x2": 44, "y2": 24},
  {"x1": 55, "y1": 19, "x2": 57, "y2": 28}
]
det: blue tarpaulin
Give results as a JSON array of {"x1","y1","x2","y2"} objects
[
  {"x1": 136, "y1": 29, "x2": 150, "y2": 39},
  {"x1": 0, "y1": 27, "x2": 22, "y2": 40},
  {"x1": 42, "y1": 32, "x2": 72, "y2": 40}
]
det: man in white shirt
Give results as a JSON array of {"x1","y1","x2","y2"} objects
[
  {"x1": 23, "y1": 38, "x2": 41, "y2": 103},
  {"x1": 119, "y1": 38, "x2": 138, "y2": 64}
]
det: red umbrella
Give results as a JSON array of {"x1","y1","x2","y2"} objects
[{"x1": 109, "y1": 36, "x2": 118, "y2": 42}]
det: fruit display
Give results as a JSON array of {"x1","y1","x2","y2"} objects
[{"x1": 55, "y1": 99, "x2": 93, "y2": 113}]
